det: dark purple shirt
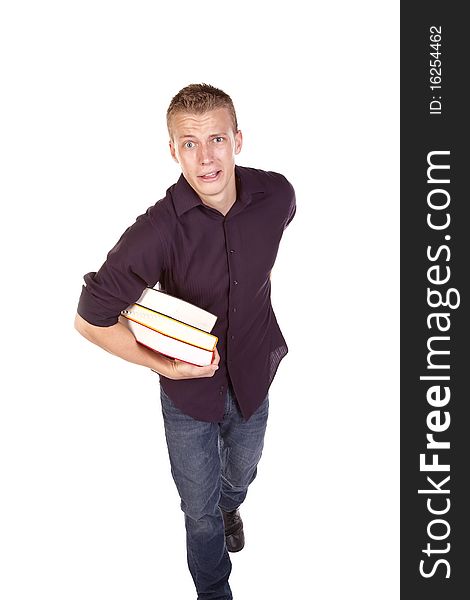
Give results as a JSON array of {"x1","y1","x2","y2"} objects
[{"x1": 77, "y1": 165, "x2": 296, "y2": 422}]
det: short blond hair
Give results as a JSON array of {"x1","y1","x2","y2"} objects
[{"x1": 166, "y1": 83, "x2": 238, "y2": 139}]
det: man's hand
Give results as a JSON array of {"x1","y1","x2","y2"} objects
[{"x1": 169, "y1": 346, "x2": 220, "y2": 380}]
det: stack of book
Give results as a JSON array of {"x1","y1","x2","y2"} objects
[{"x1": 120, "y1": 287, "x2": 218, "y2": 366}]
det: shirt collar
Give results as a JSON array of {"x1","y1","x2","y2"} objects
[{"x1": 171, "y1": 165, "x2": 265, "y2": 217}]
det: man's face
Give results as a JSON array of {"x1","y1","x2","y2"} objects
[{"x1": 169, "y1": 107, "x2": 243, "y2": 205}]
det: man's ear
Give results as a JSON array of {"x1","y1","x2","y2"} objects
[
  {"x1": 234, "y1": 130, "x2": 243, "y2": 155},
  {"x1": 169, "y1": 140, "x2": 179, "y2": 164}
]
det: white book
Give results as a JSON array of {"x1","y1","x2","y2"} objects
[
  {"x1": 122, "y1": 318, "x2": 214, "y2": 367},
  {"x1": 133, "y1": 287, "x2": 217, "y2": 333},
  {"x1": 121, "y1": 304, "x2": 217, "y2": 351}
]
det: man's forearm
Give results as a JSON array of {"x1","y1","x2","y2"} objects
[{"x1": 74, "y1": 313, "x2": 176, "y2": 378}]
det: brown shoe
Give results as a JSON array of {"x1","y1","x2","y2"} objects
[{"x1": 222, "y1": 508, "x2": 245, "y2": 553}]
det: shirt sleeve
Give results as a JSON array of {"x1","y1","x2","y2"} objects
[
  {"x1": 77, "y1": 210, "x2": 166, "y2": 327},
  {"x1": 283, "y1": 178, "x2": 297, "y2": 230}
]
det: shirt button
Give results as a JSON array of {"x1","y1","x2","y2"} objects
[
  {"x1": 233, "y1": 280, "x2": 238, "y2": 285},
  {"x1": 233, "y1": 307, "x2": 237, "y2": 313},
  {"x1": 231, "y1": 335, "x2": 235, "y2": 340},
  {"x1": 230, "y1": 249, "x2": 235, "y2": 253}
]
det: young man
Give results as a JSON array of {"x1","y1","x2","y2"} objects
[{"x1": 75, "y1": 83, "x2": 296, "y2": 599}]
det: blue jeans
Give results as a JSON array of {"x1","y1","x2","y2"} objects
[{"x1": 160, "y1": 383, "x2": 269, "y2": 600}]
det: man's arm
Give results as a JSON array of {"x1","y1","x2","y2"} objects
[{"x1": 74, "y1": 313, "x2": 220, "y2": 380}]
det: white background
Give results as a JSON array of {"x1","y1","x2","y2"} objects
[{"x1": 0, "y1": 1, "x2": 399, "y2": 598}]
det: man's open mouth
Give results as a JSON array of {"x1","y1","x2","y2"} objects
[{"x1": 199, "y1": 170, "x2": 221, "y2": 181}]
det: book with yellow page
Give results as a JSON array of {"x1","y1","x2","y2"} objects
[{"x1": 120, "y1": 287, "x2": 218, "y2": 367}]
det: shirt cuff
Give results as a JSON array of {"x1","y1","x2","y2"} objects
[{"x1": 77, "y1": 285, "x2": 121, "y2": 327}]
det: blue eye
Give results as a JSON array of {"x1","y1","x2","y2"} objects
[
  {"x1": 184, "y1": 141, "x2": 195, "y2": 149},
  {"x1": 214, "y1": 137, "x2": 224, "y2": 143}
]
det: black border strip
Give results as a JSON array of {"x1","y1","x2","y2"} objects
[{"x1": 401, "y1": 3, "x2": 469, "y2": 597}]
